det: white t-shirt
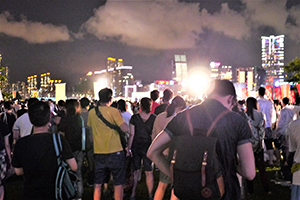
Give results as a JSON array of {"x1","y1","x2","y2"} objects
[
  {"x1": 288, "y1": 118, "x2": 300, "y2": 185},
  {"x1": 13, "y1": 113, "x2": 33, "y2": 138}
]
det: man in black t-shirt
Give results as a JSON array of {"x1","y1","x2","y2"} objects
[
  {"x1": 148, "y1": 80, "x2": 256, "y2": 200},
  {"x1": 12, "y1": 101, "x2": 77, "y2": 200}
]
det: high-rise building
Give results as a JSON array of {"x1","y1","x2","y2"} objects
[
  {"x1": 237, "y1": 67, "x2": 254, "y2": 91},
  {"x1": 261, "y1": 35, "x2": 285, "y2": 85},
  {"x1": 0, "y1": 54, "x2": 10, "y2": 93},
  {"x1": 210, "y1": 62, "x2": 234, "y2": 81},
  {"x1": 94, "y1": 57, "x2": 134, "y2": 97},
  {"x1": 27, "y1": 75, "x2": 38, "y2": 95},
  {"x1": 173, "y1": 54, "x2": 188, "y2": 83}
]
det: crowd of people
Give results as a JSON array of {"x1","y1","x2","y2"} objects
[{"x1": 1, "y1": 79, "x2": 300, "y2": 200}]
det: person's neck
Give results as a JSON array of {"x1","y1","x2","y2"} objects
[
  {"x1": 99, "y1": 102, "x2": 110, "y2": 107},
  {"x1": 33, "y1": 125, "x2": 49, "y2": 134}
]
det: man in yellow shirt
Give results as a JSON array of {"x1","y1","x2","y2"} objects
[{"x1": 88, "y1": 88, "x2": 129, "y2": 200}]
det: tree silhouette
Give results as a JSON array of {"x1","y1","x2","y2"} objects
[{"x1": 284, "y1": 57, "x2": 300, "y2": 83}]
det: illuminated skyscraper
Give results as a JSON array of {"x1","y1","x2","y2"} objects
[
  {"x1": 173, "y1": 54, "x2": 188, "y2": 83},
  {"x1": 237, "y1": 67, "x2": 254, "y2": 91},
  {"x1": 99, "y1": 57, "x2": 134, "y2": 97},
  {"x1": 0, "y1": 54, "x2": 10, "y2": 93},
  {"x1": 261, "y1": 35, "x2": 285, "y2": 85},
  {"x1": 210, "y1": 62, "x2": 233, "y2": 81}
]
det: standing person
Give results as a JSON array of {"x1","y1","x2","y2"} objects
[
  {"x1": 275, "y1": 97, "x2": 295, "y2": 181},
  {"x1": 288, "y1": 115, "x2": 300, "y2": 200},
  {"x1": 57, "y1": 99, "x2": 84, "y2": 199},
  {"x1": 128, "y1": 97, "x2": 156, "y2": 200},
  {"x1": 257, "y1": 87, "x2": 277, "y2": 166},
  {"x1": 154, "y1": 89, "x2": 173, "y2": 115},
  {"x1": 0, "y1": 121, "x2": 11, "y2": 200},
  {"x1": 117, "y1": 99, "x2": 132, "y2": 127},
  {"x1": 147, "y1": 79, "x2": 255, "y2": 200},
  {"x1": 1, "y1": 101, "x2": 16, "y2": 148},
  {"x1": 88, "y1": 88, "x2": 129, "y2": 200},
  {"x1": 80, "y1": 97, "x2": 94, "y2": 187},
  {"x1": 13, "y1": 98, "x2": 39, "y2": 141},
  {"x1": 150, "y1": 90, "x2": 160, "y2": 114},
  {"x1": 152, "y1": 96, "x2": 186, "y2": 200},
  {"x1": 11, "y1": 101, "x2": 77, "y2": 200},
  {"x1": 245, "y1": 97, "x2": 271, "y2": 195}
]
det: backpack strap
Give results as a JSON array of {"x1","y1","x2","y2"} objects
[
  {"x1": 186, "y1": 109, "x2": 193, "y2": 136},
  {"x1": 185, "y1": 108, "x2": 230, "y2": 187},
  {"x1": 80, "y1": 116, "x2": 86, "y2": 151},
  {"x1": 94, "y1": 106, "x2": 127, "y2": 151},
  {"x1": 53, "y1": 133, "x2": 62, "y2": 165},
  {"x1": 206, "y1": 109, "x2": 230, "y2": 137}
]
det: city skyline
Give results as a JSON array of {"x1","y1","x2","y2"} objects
[{"x1": 0, "y1": 0, "x2": 300, "y2": 86}]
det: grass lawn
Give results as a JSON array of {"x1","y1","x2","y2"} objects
[{"x1": 4, "y1": 167, "x2": 291, "y2": 200}]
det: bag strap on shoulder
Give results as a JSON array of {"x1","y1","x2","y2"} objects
[
  {"x1": 185, "y1": 108, "x2": 230, "y2": 137},
  {"x1": 80, "y1": 116, "x2": 86, "y2": 151},
  {"x1": 53, "y1": 133, "x2": 62, "y2": 165},
  {"x1": 94, "y1": 106, "x2": 126, "y2": 151},
  {"x1": 95, "y1": 106, "x2": 120, "y2": 131}
]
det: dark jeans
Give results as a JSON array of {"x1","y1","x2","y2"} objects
[{"x1": 247, "y1": 150, "x2": 269, "y2": 193}]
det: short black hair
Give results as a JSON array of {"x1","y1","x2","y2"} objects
[
  {"x1": 282, "y1": 97, "x2": 289, "y2": 105},
  {"x1": 117, "y1": 99, "x2": 126, "y2": 112},
  {"x1": 80, "y1": 97, "x2": 90, "y2": 108},
  {"x1": 209, "y1": 79, "x2": 236, "y2": 98},
  {"x1": 150, "y1": 90, "x2": 159, "y2": 101},
  {"x1": 28, "y1": 101, "x2": 50, "y2": 127},
  {"x1": 28, "y1": 98, "x2": 39, "y2": 108},
  {"x1": 163, "y1": 89, "x2": 173, "y2": 101},
  {"x1": 258, "y1": 87, "x2": 266, "y2": 97},
  {"x1": 141, "y1": 97, "x2": 152, "y2": 113},
  {"x1": 99, "y1": 88, "x2": 112, "y2": 103},
  {"x1": 4, "y1": 101, "x2": 11, "y2": 110},
  {"x1": 65, "y1": 99, "x2": 80, "y2": 116}
]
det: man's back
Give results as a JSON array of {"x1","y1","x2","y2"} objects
[
  {"x1": 88, "y1": 106, "x2": 125, "y2": 154},
  {"x1": 165, "y1": 99, "x2": 252, "y2": 199},
  {"x1": 257, "y1": 98, "x2": 275, "y2": 128}
]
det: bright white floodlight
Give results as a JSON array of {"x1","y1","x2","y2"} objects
[{"x1": 188, "y1": 69, "x2": 210, "y2": 97}]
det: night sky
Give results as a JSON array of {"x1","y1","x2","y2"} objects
[{"x1": 0, "y1": 0, "x2": 300, "y2": 86}]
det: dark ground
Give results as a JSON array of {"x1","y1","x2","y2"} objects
[{"x1": 3, "y1": 166, "x2": 291, "y2": 200}]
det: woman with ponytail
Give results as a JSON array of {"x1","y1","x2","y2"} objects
[{"x1": 151, "y1": 95, "x2": 186, "y2": 200}]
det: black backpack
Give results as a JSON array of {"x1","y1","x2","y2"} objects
[
  {"x1": 53, "y1": 133, "x2": 78, "y2": 200},
  {"x1": 171, "y1": 109, "x2": 229, "y2": 200}
]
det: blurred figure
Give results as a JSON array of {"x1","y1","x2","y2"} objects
[
  {"x1": 150, "y1": 90, "x2": 160, "y2": 114},
  {"x1": 275, "y1": 97, "x2": 295, "y2": 181},
  {"x1": 13, "y1": 98, "x2": 39, "y2": 140},
  {"x1": 154, "y1": 89, "x2": 173, "y2": 115},
  {"x1": 288, "y1": 113, "x2": 300, "y2": 200},
  {"x1": 152, "y1": 96, "x2": 186, "y2": 200},
  {"x1": 117, "y1": 99, "x2": 132, "y2": 127},
  {"x1": 58, "y1": 99, "x2": 84, "y2": 199},
  {"x1": 257, "y1": 87, "x2": 277, "y2": 166},
  {"x1": 128, "y1": 97, "x2": 156, "y2": 200},
  {"x1": 0, "y1": 120, "x2": 11, "y2": 200},
  {"x1": 80, "y1": 97, "x2": 94, "y2": 187},
  {"x1": 1, "y1": 101, "x2": 16, "y2": 148},
  {"x1": 245, "y1": 97, "x2": 271, "y2": 195}
]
